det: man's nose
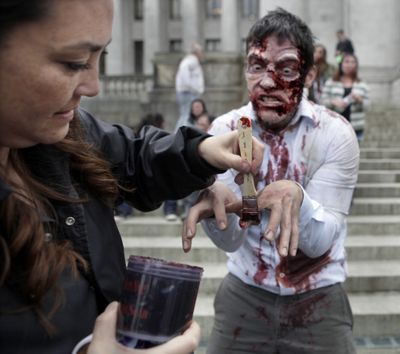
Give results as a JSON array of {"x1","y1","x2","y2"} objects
[{"x1": 259, "y1": 71, "x2": 277, "y2": 89}]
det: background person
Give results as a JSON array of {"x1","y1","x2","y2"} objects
[
  {"x1": 174, "y1": 43, "x2": 205, "y2": 130},
  {"x1": 307, "y1": 43, "x2": 336, "y2": 104},
  {"x1": 0, "y1": 1, "x2": 263, "y2": 353},
  {"x1": 182, "y1": 8, "x2": 359, "y2": 354},
  {"x1": 335, "y1": 29, "x2": 355, "y2": 64},
  {"x1": 321, "y1": 53, "x2": 370, "y2": 140}
]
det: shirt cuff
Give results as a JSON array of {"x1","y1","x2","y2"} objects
[
  {"x1": 298, "y1": 187, "x2": 320, "y2": 231},
  {"x1": 201, "y1": 214, "x2": 245, "y2": 252}
]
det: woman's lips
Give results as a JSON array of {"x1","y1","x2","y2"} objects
[{"x1": 54, "y1": 109, "x2": 74, "y2": 121}]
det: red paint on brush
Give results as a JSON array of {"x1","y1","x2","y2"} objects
[
  {"x1": 240, "y1": 196, "x2": 260, "y2": 225},
  {"x1": 240, "y1": 116, "x2": 252, "y2": 127}
]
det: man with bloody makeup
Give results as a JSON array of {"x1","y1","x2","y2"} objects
[{"x1": 182, "y1": 8, "x2": 359, "y2": 354}]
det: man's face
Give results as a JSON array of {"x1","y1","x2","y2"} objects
[{"x1": 245, "y1": 35, "x2": 306, "y2": 131}]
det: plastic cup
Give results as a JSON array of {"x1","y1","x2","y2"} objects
[{"x1": 116, "y1": 255, "x2": 203, "y2": 348}]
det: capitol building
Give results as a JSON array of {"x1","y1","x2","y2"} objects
[{"x1": 84, "y1": 0, "x2": 400, "y2": 128}]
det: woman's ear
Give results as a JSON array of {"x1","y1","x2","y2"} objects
[{"x1": 304, "y1": 65, "x2": 317, "y2": 89}]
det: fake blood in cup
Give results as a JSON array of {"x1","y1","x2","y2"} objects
[{"x1": 116, "y1": 255, "x2": 203, "y2": 348}]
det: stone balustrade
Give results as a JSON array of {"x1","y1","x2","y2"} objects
[{"x1": 98, "y1": 74, "x2": 154, "y2": 102}]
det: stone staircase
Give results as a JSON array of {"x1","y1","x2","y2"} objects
[{"x1": 116, "y1": 144, "x2": 400, "y2": 354}]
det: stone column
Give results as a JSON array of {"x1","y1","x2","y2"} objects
[
  {"x1": 143, "y1": 0, "x2": 168, "y2": 75},
  {"x1": 349, "y1": 0, "x2": 400, "y2": 68},
  {"x1": 221, "y1": 0, "x2": 240, "y2": 52},
  {"x1": 181, "y1": 0, "x2": 203, "y2": 52},
  {"x1": 107, "y1": 0, "x2": 134, "y2": 74}
]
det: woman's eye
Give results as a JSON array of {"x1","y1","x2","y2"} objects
[{"x1": 65, "y1": 62, "x2": 91, "y2": 71}]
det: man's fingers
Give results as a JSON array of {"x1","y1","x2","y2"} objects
[
  {"x1": 263, "y1": 204, "x2": 281, "y2": 241},
  {"x1": 289, "y1": 199, "x2": 300, "y2": 256},
  {"x1": 182, "y1": 208, "x2": 200, "y2": 252},
  {"x1": 278, "y1": 195, "x2": 292, "y2": 257},
  {"x1": 225, "y1": 200, "x2": 242, "y2": 216},
  {"x1": 212, "y1": 193, "x2": 228, "y2": 230}
]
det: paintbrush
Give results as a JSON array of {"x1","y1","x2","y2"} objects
[{"x1": 238, "y1": 116, "x2": 260, "y2": 226}]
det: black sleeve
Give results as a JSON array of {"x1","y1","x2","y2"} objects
[{"x1": 78, "y1": 108, "x2": 224, "y2": 211}]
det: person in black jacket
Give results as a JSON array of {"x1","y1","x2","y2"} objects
[
  {"x1": 0, "y1": 1, "x2": 263, "y2": 354},
  {"x1": 335, "y1": 29, "x2": 355, "y2": 64}
]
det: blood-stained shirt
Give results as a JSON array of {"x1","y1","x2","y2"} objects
[{"x1": 202, "y1": 98, "x2": 359, "y2": 295}]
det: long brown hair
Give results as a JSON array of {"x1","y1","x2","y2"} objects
[{"x1": 0, "y1": 115, "x2": 119, "y2": 334}]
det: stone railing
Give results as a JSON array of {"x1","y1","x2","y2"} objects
[{"x1": 98, "y1": 74, "x2": 154, "y2": 102}]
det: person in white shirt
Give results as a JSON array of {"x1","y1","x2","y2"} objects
[
  {"x1": 182, "y1": 8, "x2": 359, "y2": 354},
  {"x1": 174, "y1": 43, "x2": 205, "y2": 131}
]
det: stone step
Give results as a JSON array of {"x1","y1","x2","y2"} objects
[
  {"x1": 362, "y1": 140, "x2": 400, "y2": 148},
  {"x1": 117, "y1": 215, "x2": 400, "y2": 237},
  {"x1": 347, "y1": 215, "x2": 400, "y2": 235},
  {"x1": 357, "y1": 171, "x2": 400, "y2": 183},
  {"x1": 193, "y1": 291, "x2": 400, "y2": 339},
  {"x1": 359, "y1": 159, "x2": 400, "y2": 170},
  {"x1": 345, "y1": 235, "x2": 400, "y2": 260},
  {"x1": 350, "y1": 198, "x2": 400, "y2": 215},
  {"x1": 354, "y1": 183, "x2": 400, "y2": 198},
  {"x1": 360, "y1": 148, "x2": 400, "y2": 159},
  {"x1": 122, "y1": 235, "x2": 400, "y2": 262},
  {"x1": 195, "y1": 343, "x2": 400, "y2": 354},
  {"x1": 195, "y1": 338, "x2": 400, "y2": 354}
]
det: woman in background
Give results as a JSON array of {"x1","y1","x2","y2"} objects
[
  {"x1": 321, "y1": 53, "x2": 370, "y2": 140},
  {"x1": 308, "y1": 44, "x2": 336, "y2": 104}
]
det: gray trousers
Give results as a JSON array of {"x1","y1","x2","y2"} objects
[{"x1": 206, "y1": 273, "x2": 356, "y2": 354}]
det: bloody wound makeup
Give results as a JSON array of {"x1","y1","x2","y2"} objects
[{"x1": 246, "y1": 36, "x2": 306, "y2": 128}]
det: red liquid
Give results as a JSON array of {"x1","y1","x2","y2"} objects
[{"x1": 116, "y1": 256, "x2": 203, "y2": 348}]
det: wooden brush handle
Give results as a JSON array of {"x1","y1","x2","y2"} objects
[{"x1": 238, "y1": 117, "x2": 257, "y2": 197}]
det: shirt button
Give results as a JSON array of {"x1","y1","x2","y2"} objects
[
  {"x1": 279, "y1": 272, "x2": 285, "y2": 278},
  {"x1": 44, "y1": 233, "x2": 53, "y2": 242},
  {"x1": 65, "y1": 216, "x2": 76, "y2": 226}
]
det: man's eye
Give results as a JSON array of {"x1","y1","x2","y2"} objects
[
  {"x1": 281, "y1": 67, "x2": 294, "y2": 76},
  {"x1": 248, "y1": 63, "x2": 263, "y2": 73},
  {"x1": 65, "y1": 62, "x2": 91, "y2": 71}
]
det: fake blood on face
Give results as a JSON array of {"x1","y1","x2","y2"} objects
[{"x1": 247, "y1": 37, "x2": 306, "y2": 130}]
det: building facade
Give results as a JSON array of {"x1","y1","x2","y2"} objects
[{"x1": 83, "y1": 0, "x2": 400, "y2": 128}]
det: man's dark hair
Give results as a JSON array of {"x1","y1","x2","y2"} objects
[{"x1": 246, "y1": 7, "x2": 315, "y2": 75}]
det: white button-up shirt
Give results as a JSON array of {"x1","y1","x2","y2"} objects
[
  {"x1": 202, "y1": 98, "x2": 359, "y2": 295},
  {"x1": 175, "y1": 54, "x2": 204, "y2": 95}
]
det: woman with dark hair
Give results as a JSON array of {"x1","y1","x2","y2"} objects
[
  {"x1": 174, "y1": 98, "x2": 208, "y2": 131},
  {"x1": 0, "y1": 1, "x2": 263, "y2": 353},
  {"x1": 308, "y1": 43, "x2": 336, "y2": 104},
  {"x1": 321, "y1": 53, "x2": 370, "y2": 140}
]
